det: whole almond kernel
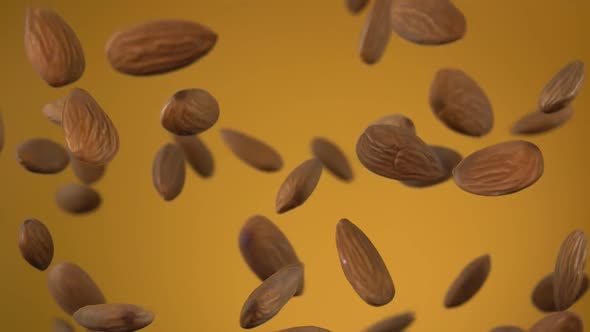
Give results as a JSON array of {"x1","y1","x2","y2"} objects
[
  {"x1": 16, "y1": 138, "x2": 69, "y2": 174},
  {"x1": 430, "y1": 68, "x2": 493, "y2": 137},
  {"x1": 539, "y1": 61, "x2": 585, "y2": 113},
  {"x1": 336, "y1": 218, "x2": 395, "y2": 306},
  {"x1": 452, "y1": 140, "x2": 544, "y2": 196},
  {"x1": 220, "y1": 128, "x2": 283, "y2": 172},
  {"x1": 402, "y1": 145, "x2": 462, "y2": 188},
  {"x1": 106, "y1": 20, "x2": 217, "y2": 76},
  {"x1": 161, "y1": 89, "x2": 219, "y2": 136},
  {"x1": 553, "y1": 230, "x2": 588, "y2": 311},
  {"x1": 490, "y1": 326, "x2": 524, "y2": 332},
  {"x1": 276, "y1": 159, "x2": 323, "y2": 214},
  {"x1": 42, "y1": 97, "x2": 66, "y2": 125},
  {"x1": 73, "y1": 304, "x2": 154, "y2": 332},
  {"x1": 47, "y1": 262, "x2": 106, "y2": 315},
  {"x1": 532, "y1": 272, "x2": 588, "y2": 312},
  {"x1": 366, "y1": 312, "x2": 415, "y2": 332},
  {"x1": 24, "y1": 7, "x2": 85, "y2": 87},
  {"x1": 70, "y1": 153, "x2": 106, "y2": 185},
  {"x1": 281, "y1": 327, "x2": 331, "y2": 332},
  {"x1": 174, "y1": 135, "x2": 214, "y2": 178},
  {"x1": 63, "y1": 88, "x2": 119, "y2": 165},
  {"x1": 359, "y1": 0, "x2": 393, "y2": 64},
  {"x1": 370, "y1": 114, "x2": 416, "y2": 135},
  {"x1": 311, "y1": 137, "x2": 354, "y2": 182},
  {"x1": 53, "y1": 318, "x2": 75, "y2": 332},
  {"x1": 347, "y1": 0, "x2": 370, "y2": 14},
  {"x1": 18, "y1": 218, "x2": 54, "y2": 271},
  {"x1": 356, "y1": 124, "x2": 444, "y2": 182},
  {"x1": 152, "y1": 143, "x2": 185, "y2": 201},
  {"x1": 56, "y1": 183, "x2": 101, "y2": 214},
  {"x1": 511, "y1": 106, "x2": 574, "y2": 135},
  {"x1": 528, "y1": 311, "x2": 583, "y2": 332},
  {"x1": 444, "y1": 254, "x2": 490, "y2": 308}
]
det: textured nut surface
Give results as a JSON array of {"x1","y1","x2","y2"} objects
[
  {"x1": 402, "y1": 145, "x2": 462, "y2": 188},
  {"x1": 276, "y1": 158, "x2": 323, "y2": 214},
  {"x1": 359, "y1": 0, "x2": 393, "y2": 64},
  {"x1": 553, "y1": 230, "x2": 588, "y2": 311},
  {"x1": 18, "y1": 218, "x2": 54, "y2": 271},
  {"x1": 444, "y1": 254, "x2": 490, "y2": 308},
  {"x1": 511, "y1": 107, "x2": 574, "y2": 135},
  {"x1": 55, "y1": 183, "x2": 101, "y2": 214},
  {"x1": 528, "y1": 311, "x2": 583, "y2": 332},
  {"x1": 311, "y1": 137, "x2": 354, "y2": 181},
  {"x1": 73, "y1": 303, "x2": 155, "y2": 332},
  {"x1": 532, "y1": 272, "x2": 588, "y2": 312},
  {"x1": 539, "y1": 61, "x2": 585, "y2": 113},
  {"x1": 221, "y1": 128, "x2": 283, "y2": 172},
  {"x1": 152, "y1": 143, "x2": 186, "y2": 201},
  {"x1": 16, "y1": 138, "x2": 69, "y2": 174},
  {"x1": 42, "y1": 97, "x2": 66, "y2": 125},
  {"x1": 366, "y1": 312, "x2": 415, "y2": 332},
  {"x1": 174, "y1": 135, "x2": 214, "y2": 178},
  {"x1": 161, "y1": 89, "x2": 219, "y2": 136},
  {"x1": 47, "y1": 262, "x2": 106, "y2": 315},
  {"x1": 370, "y1": 114, "x2": 416, "y2": 135}
]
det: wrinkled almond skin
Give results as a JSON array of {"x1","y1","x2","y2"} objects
[
  {"x1": 221, "y1": 128, "x2": 283, "y2": 172},
  {"x1": 106, "y1": 20, "x2": 217, "y2": 76},
  {"x1": 553, "y1": 230, "x2": 588, "y2": 311},
  {"x1": 532, "y1": 273, "x2": 588, "y2": 312},
  {"x1": 490, "y1": 326, "x2": 524, "y2": 332},
  {"x1": 152, "y1": 143, "x2": 186, "y2": 201},
  {"x1": 56, "y1": 183, "x2": 101, "y2": 214},
  {"x1": 311, "y1": 137, "x2": 354, "y2": 181},
  {"x1": 161, "y1": 89, "x2": 220, "y2": 136},
  {"x1": 453, "y1": 140, "x2": 544, "y2": 196},
  {"x1": 402, "y1": 145, "x2": 462, "y2": 188},
  {"x1": 281, "y1": 327, "x2": 331, "y2": 332},
  {"x1": 174, "y1": 135, "x2": 214, "y2": 178},
  {"x1": 73, "y1": 303, "x2": 155, "y2": 332},
  {"x1": 444, "y1": 254, "x2": 490, "y2": 308},
  {"x1": 370, "y1": 114, "x2": 416, "y2": 135},
  {"x1": 528, "y1": 311, "x2": 583, "y2": 332},
  {"x1": 336, "y1": 219, "x2": 395, "y2": 306},
  {"x1": 276, "y1": 158, "x2": 323, "y2": 214},
  {"x1": 240, "y1": 263, "x2": 303, "y2": 329},
  {"x1": 539, "y1": 61, "x2": 585, "y2": 113},
  {"x1": 47, "y1": 262, "x2": 106, "y2": 315},
  {"x1": 63, "y1": 88, "x2": 119, "y2": 165},
  {"x1": 359, "y1": 0, "x2": 393, "y2": 64},
  {"x1": 356, "y1": 124, "x2": 444, "y2": 182},
  {"x1": 16, "y1": 138, "x2": 70, "y2": 174},
  {"x1": 42, "y1": 97, "x2": 66, "y2": 125},
  {"x1": 430, "y1": 68, "x2": 493, "y2": 136},
  {"x1": 366, "y1": 312, "x2": 415, "y2": 332},
  {"x1": 347, "y1": 0, "x2": 370, "y2": 14},
  {"x1": 18, "y1": 218, "x2": 54, "y2": 271},
  {"x1": 70, "y1": 153, "x2": 106, "y2": 185},
  {"x1": 24, "y1": 7, "x2": 85, "y2": 87},
  {"x1": 511, "y1": 107, "x2": 574, "y2": 135}
]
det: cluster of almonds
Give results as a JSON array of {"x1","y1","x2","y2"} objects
[{"x1": 8, "y1": 1, "x2": 589, "y2": 332}]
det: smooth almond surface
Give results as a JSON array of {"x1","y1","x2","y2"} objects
[
  {"x1": 281, "y1": 327, "x2": 331, "y2": 332},
  {"x1": 444, "y1": 254, "x2": 490, "y2": 308},
  {"x1": 539, "y1": 61, "x2": 585, "y2": 113},
  {"x1": 370, "y1": 114, "x2": 416, "y2": 135},
  {"x1": 366, "y1": 312, "x2": 415, "y2": 332},
  {"x1": 276, "y1": 158, "x2": 323, "y2": 214},
  {"x1": 402, "y1": 145, "x2": 462, "y2": 188},
  {"x1": 161, "y1": 89, "x2": 219, "y2": 136},
  {"x1": 16, "y1": 138, "x2": 69, "y2": 174},
  {"x1": 73, "y1": 303, "x2": 154, "y2": 332},
  {"x1": 347, "y1": 0, "x2": 370, "y2": 14},
  {"x1": 221, "y1": 128, "x2": 283, "y2": 172},
  {"x1": 18, "y1": 218, "x2": 54, "y2": 271},
  {"x1": 553, "y1": 230, "x2": 588, "y2": 310},
  {"x1": 56, "y1": 183, "x2": 101, "y2": 214},
  {"x1": 511, "y1": 107, "x2": 574, "y2": 135},
  {"x1": 174, "y1": 135, "x2": 214, "y2": 178},
  {"x1": 359, "y1": 0, "x2": 393, "y2": 64},
  {"x1": 152, "y1": 143, "x2": 186, "y2": 201},
  {"x1": 47, "y1": 262, "x2": 106, "y2": 315},
  {"x1": 70, "y1": 153, "x2": 106, "y2": 185},
  {"x1": 54, "y1": 318, "x2": 75, "y2": 332},
  {"x1": 42, "y1": 97, "x2": 66, "y2": 125},
  {"x1": 532, "y1": 273, "x2": 588, "y2": 312},
  {"x1": 311, "y1": 137, "x2": 354, "y2": 181},
  {"x1": 528, "y1": 311, "x2": 583, "y2": 332}
]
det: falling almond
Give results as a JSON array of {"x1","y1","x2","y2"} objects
[
  {"x1": 553, "y1": 230, "x2": 588, "y2": 311},
  {"x1": 311, "y1": 137, "x2": 353, "y2": 182},
  {"x1": 276, "y1": 158, "x2": 323, "y2": 214},
  {"x1": 528, "y1": 311, "x2": 583, "y2": 332},
  {"x1": 56, "y1": 183, "x2": 101, "y2": 214},
  {"x1": 532, "y1": 272, "x2": 588, "y2": 312},
  {"x1": 152, "y1": 143, "x2": 186, "y2": 201},
  {"x1": 42, "y1": 97, "x2": 66, "y2": 125},
  {"x1": 53, "y1": 318, "x2": 75, "y2": 332},
  {"x1": 221, "y1": 128, "x2": 283, "y2": 172},
  {"x1": 16, "y1": 138, "x2": 69, "y2": 174},
  {"x1": 511, "y1": 107, "x2": 574, "y2": 135},
  {"x1": 402, "y1": 145, "x2": 462, "y2": 188},
  {"x1": 366, "y1": 312, "x2": 415, "y2": 332},
  {"x1": 444, "y1": 254, "x2": 490, "y2": 308},
  {"x1": 47, "y1": 262, "x2": 106, "y2": 315},
  {"x1": 359, "y1": 0, "x2": 393, "y2": 64},
  {"x1": 490, "y1": 326, "x2": 524, "y2": 332},
  {"x1": 281, "y1": 327, "x2": 331, "y2": 332},
  {"x1": 70, "y1": 153, "x2": 106, "y2": 185},
  {"x1": 161, "y1": 89, "x2": 220, "y2": 136},
  {"x1": 347, "y1": 0, "x2": 370, "y2": 14},
  {"x1": 539, "y1": 61, "x2": 585, "y2": 113},
  {"x1": 73, "y1": 303, "x2": 154, "y2": 332},
  {"x1": 174, "y1": 135, "x2": 214, "y2": 178},
  {"x1": 18, "y1": 218, "x2": 54, "y2": 271},
  {"x1": 370, "y1": 114, "x2": 416, "y2": 135}
]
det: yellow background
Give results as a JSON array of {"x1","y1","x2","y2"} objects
[{"x1": 0, "y1": 0, "x2": 588, "y2": 331}]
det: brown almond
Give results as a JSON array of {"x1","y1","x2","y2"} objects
[
  {"x1": 366, "y1": 312, "x2": 415, "y2": 332},
  {"x1": 347, "y1": 0, "x2": 370, "y2": 14},
  {"x1": 240, "y1": 263, "x2": 303, "y2": 329},
  {"x1": 56, "y1": 183, "x2": 101, "y2": 214},
  {"x1": 490, "y1": 326, "x2": 524, "y2": 332},
  {"x1": 311, "y1": 137, "x2": 354, "y2": 181},
  {"x1": 532, "y1": 273, "x2": 588, "y2": 312},
  {"x1": 24, "y1": 7, "x2": 85, "y2": 87},
  {"x1": 276, "y1": 158, "x2": 323, "y2": 214},
  {"x1": 16, "y1": 138, "x2": 69, "y2": 174},
  {"x1": 390, "y1": 0, "x2": 466, "y2": 45},
  {"x1": 47, "y1": 262, "x2": 106, "y2": 315},
  {"x1": 152, "y1": 143, "x2": 186, "y2": 201},
  {"x1": 18, "y1": 218, "x2": 54, "y2": 271},
  {"x1": 239, "y1": 215, "x2": 304, "y2": 296},
  {"x1": 553, "y1": 230, "x2": 588, "y2": 311},
  {"x1": 359, "y1": 0, "x2": 393, "y2": 64},
  {"x1": 444, "y1": 254, "x2": 490, "y2": 308},
  {"x1": 221, "y1": 128, "x2": 283, "y2": 172},
  {"x1": 281, "y1": 327, "x2": 331, "y2": 332},
  {"x1": 336, "y1": 218, "x2": 395, "y2": 306},
  {"x1": 402, "y1": 145, "x2": 462, "y2": 188},
  {"x1": 70, "y1": 153, "x2": 106, "y2": 185},
  {"x1": 73, "y1": 304, "x2": 154, "y2": 332},
  {"x1": 42, "y1": 97, "x2": 66, "y2": 125},
  {"x1": 511, "y1": 107, "x2": 574, "y2": 135},
  {"x1": 452, "y1": 140, "x2": 544, "y2": 196},
  {"x1": 356, "y1": 124, "x2": 444, "y2": 182},
  {"x1": 528, "y1": 311, "x2": 583, "y2": 332},
  {"x1": 430, "y1": 68, "x2": 493, "y2": 136},
  {"x1": 63, "y1": 88, "x2": 119, "y2": 165},
  {"x1": 106, "y1": 20, "x2": 217, "y2": 76},
  {"x1": 54, "y1": 318, "x2": 75, "y2": 332},
  {"x1": 370, "y1": 114, "x2": 416, "y2": 135},
  {"x1": 174, "y1": 135, "x2": 214, "y2": 178},
  {"x1": 539, "y1": 61, "x2": 585, "y2": 113},
  {"x1": 161, "y1": 89, "x2": 220, "y2": 136}
]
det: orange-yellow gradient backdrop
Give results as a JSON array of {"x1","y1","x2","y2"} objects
[{"x1": 0, "y1": 0, "x2": 589, "y2": 331}]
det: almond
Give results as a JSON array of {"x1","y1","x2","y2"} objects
[
  {"x1": 356, "y1": 124, "x2": 444, "y2": 182},
  {"x1": 18, "y1": 218, "x2": 54, "y2": 271},
  {"x1": 490, "y1": 326, "x2": 524, "y2": 332},
  {"x1": 47, "y1": 262, "x2": 106, "y2": 315},
  {"x1": 42, "y1": 97, "x2": 66, "y2": 125},
  {"x1": 53, "y1": 318, "x2": 75, "y2": 332},
  {"x1": 174, "y1": 135, "x2": 214, "y2": 178},
  {"x1": 220, "y1": 128, "x2": 283, "y2": 172},
  {"x1": 311, "y1": 137, "x2": 354, "y2": 181},
  {"x1": 336, "y1": 218, "x2": 395, "y2": 306},
  {"x1": 366, "y1": 312, "x2": 415, "y2": 332},
  {"x1": 402, "y1": 145, "x2": 462, "y2": 188},
  {"x1": 444, "y1": 254, "x2": 490, "y2": 308},
  {"x1": 370, "y1": 114, "x2": 416, "y2": 135},
  {"x1": 539, "y1": 61, "x2": 585, "y2": 113},
  {"x1": 347, "y1": 0, "x2": 370, "y2": 14},
  {"x1": 106, "y1": 20, "x2": 217, "y2": 76},
  {"x1": 24, "y1": 7, "x2": 85, "y2": 87},
  {"x1": 73, "y1": 304, "x2": 154, "y2": 332},
  {"x1": 56, "y1": 183, "x2": 101, "y2": 214},
  {"x1": 161, "y1": 89, "x2": 220, "y2": 136},
  {"x1": 276, "y1": 158, "x2": 323, "y2": 214},
  {"x1": 62, "y1": 88, "x2": 119, "y2": 165},
  {"x1": 511, "y1": 106, "x2": 573, "y2": 135},
  {"x1": 528, "y1": 311, "x2": 583, "y2": 332},
  {"x1": 429, "y1": 68, "x2": 493, "y2": 136},
  {"x1": 16, "y1": 138, "x2": 69, "y2": 174},
  {"x1": 359, "y1": 0, "x2": 393, "y2": 64},
  {"x1": 532, "y1": 273, "x2": 588, "y2": 312},
  {"x1": 553, "y1": 230, "x2": 588, "y2": 311},
  {"x1": 70, "y1": 153, "x2": 106, "y2": 185},
  {"x1": 281, "y1": 327, "x2": 331, "y2": 332},
  {"x1": 452, "y1": 140, "x2": 544, "y2": 196},
  {"x1": 152, "y1": 143, "x2": 185, "y2": 201}
]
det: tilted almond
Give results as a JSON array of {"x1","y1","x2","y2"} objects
[
  {"x1": 490, "y1": 326, "x2": 524, "y2": 332},
  {"x1": 56, "y1": 183, "x2": 101, "y2": 214},
  {"x1": 18, "y1": 218, "x2": 54, "y2": 271},
  {"x1": 429, "y1": 68, "x2": 493, "y2": 136},
  {"x1": 402, "y1": 145, "x2": 462, "y2": 188},
  {"x1": 161, "y1": 89, "x2": 220, "y2": 136},
  {"x1": 276, "y1": 158, "x2": 323, "y2": 214},
  {"x1": 63, "y1": 88, "x2": 119, "y2": 165},
  {"x1": 24, "y1": 7, "x2": 85, "y2": 87},
  {"x1": 281, "y1": 327, "x2": 331, "y2": 332},
  {"x1": 311, "y1": 137, "x2": 354, "y2": 181},
  {"x1": 53, "y1": 318, "x2": 75, "y2": 332},
  {"x1": 16, "y1": 138, "x2": 69, "y2": 174},
  {"x1": 553, "y1": 230, "x2": 588, "y2": 311},
  {"x1": 240, "y1": 263, "x2": 303, "y2": 329},
  {"x1": 390, "y1": 0, "x2": 466, "y2": 45},
  {"x1": 42, "y1": 97, "x2": 66, "y2": 125},
  {"x1": 511, "y1": 106, "x2": 573, "y2": 135},
  {"x1": 221, "y1": 128, "x2": 283, "y2": 172},
  {"x1": 370, "y1": 114, "x2": 416, "y2": 135},
  {"x1": 366, "y1": 312, "x2": 415, "y2": 332},
  {"x1": 73, "y1": 303, "x2": 154, "y2": 332},
  {"x1": 528, "y1": 311, "x2": 583, "y2": 332},
  {"x1": 47, "y1": 262, "x2": 106, "y2": 315},
  {"x1": 359, "y1": 0, "x2": 393, "y2": 64},
  {"x1": 336, "y1": 218, "x2": 395, "y2": 306},
  {"x1": 70, "y1": 153, "x2": 106, "y2": 185},
  {"x1": 356, "y1": 124, "x2": 444, "y2": 182},
  {"x1": 239, "y1": 215, "x2": 304, "y2": 296},
  {"x1": 174, "y1": 135, "x2": 214, "y2": 178},
  {"x1": 444, "y1": 254, "x2": 490, "y2": 308},
  {"x1": 452, "y1": 140, "x2": 544, "y2": 196},
  {"x1": 152, "y1": 143, "x2": 185, "y2": 201},
  {"x1": 106, "y1": 20, "x2": 217, "y2": 76},
  {"x1": 539, "y1": 61, "x2": 585, "y2": 113},
  {"x1": 532, "y1": 272, "x2": 588, "y2": 312}
]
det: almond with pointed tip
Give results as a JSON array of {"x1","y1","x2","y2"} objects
[
  {"x1": 174, "y1": 135, "x2": 214, "y2": 178},
  {"x1": 53, "y1": 318, "x2": 75, "y2": 332},
  {"x1": 359, "y1": 0, "x2": 393, "y2": 64},
  {"x1": 43, "y1": 97, "x2": 66, "y2": 125},
  {"x1": 18, "y1": 218, "x2": 54, "y2": 271},
  {"x1": 402, "y1": 145, "x2": 462, "y2": 188},
  {"x1": 366, "y1": 312, "x2": 415, "y2": 332},
  {"x1": 47, "y1": 262, "x2": 106, "y2": 315},
  {"x1": 311, "y1": 137, "x2": 353, "y2": 181},
  {"x1": 370, "y1": 114, "x2": 416, "y2": 135},
  {"x1": 532, "y1": 273, "x2": 588, "y2": 312},
  {"x1": 444, "y1": 254, "x2": 490, "y2": 308},
  {"x1": 528, "y1": 311, "x2": 583, "y2": 332},
  {"x1": 161, "y1": 89, "x2": 219, "y2": 136},
  {"x1": 16, "y1": 138, "x2": 69, "y2": 174},
  {"x1": 221, "y1": 128, "x2": 283, "y2": 172},
  {"x1": 511, "y1": 107, "x2": 573, "y2": 135},
  {"x1": 152, "y1": 143, "x2": 185, "y2": 201},
  {"x1": 74, "y1": 303, "x2": 154, "y2": 332},
  {"x1": 70, "y1": 153, "x2": 106, "y2": 185},
  {"x1": 281, "y1": 327, "x2": 331, "y2": 332},
  {"x1": 56, "y1": 183, "x2": 101, "y2": 214},
  {"x1": 539, "y1": 61, "x2": 585, "y2": 113},
  {"x1": 490, "y1": 326, "x2": 524, "y2": 332},
  {"x1": 276, "y1": 158, "x2": 323, "y2": 214},
  {"x1": 553, "y1": 230, "x2": 588, "y2": 311}
]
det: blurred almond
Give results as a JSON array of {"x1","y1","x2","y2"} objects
[
  {"x1": 511, "y1": 107, "x2": 573, "y2": 135},
  {"x1": 174, "y1": 135, "x2": 214, "y2": 178},
  {"x1": 53, "y1": 318, "x2": 75, "y2": 332},
  {"x1": 402, "y1": 145, "x2": 462, "y2": 188},
  {"x1": 444, "y1": 254, "x2": 490, "y2": 308},
  {"x1": 311, "y1": 137, "x2": 354, "y2": 181},
  {"x1": 336, "y1": 218, "x2": 395, "y2": 306},
  {"x1": 106, "y1": 20, "x2": 217, "y2": 76},
  {"x1": 366, "y1": 312, "x2": 415, "y2": 332},
  {"x1": 356, "y1": 124, "x2": 444, "y2": 182},
  {"x1": 152, "y1": 143, "x2": 185, "y2": 201},
  {"x1": 281, "y1": 327, "x2": 331, "y2": 332},
  {"x1": 359, "y1": 0, "x2": 393, "y2": 64},
  {"x1": 42, "y1": 97, "x2": 66, "y2": 125},
  {"x1": 390, "y1": 0, "x2": 466, "y2": 45},
  {"x1": 56, "y1": 183, "x2": 101, "y2": 214},
  {"x1": 221, "y1": 128, "x2": 283, "y2": 172},
  {"x1": 553, "y1": 230, "x2": 588, "y2": 311},
  {"x1": 453, "y1": 140, "x2": 544, "y2": 196},
  {"x1": 18, "y1": 218, "x2": 54, "y2": 271},
  {"x1": 48, "y1": 262, "x2": 106, "y2": 315},
  {"x1": 532, "y1": 273, "x2": 588, "y2": 312},
  {"x1": 63, "y1": 88, "x2": 119, "y2": 165},
  {"x1": 430, "y1": 68, "x2": 493, "y2": 136},
  {"x1": 70, "y1": 153, "x2": 106, "y2": 185},
  {"x1": 370, "y1": 114, "x2": 416, "y2": 135},
  {"x1": 16, "y1": 138, "x2": 69, "y2": 174},
  {"x1": 24, "y1": 7, "x2": 85, "y2": 87},
  {"x1": 528, "y1": 311, "x2": 583, "y2": 332},
  {"x1": 276, "y1": 159, "x2": 323, "y2": 214},
  {"x1": 347, "y1": 0, "x2": 370, "y2": 14},
  {"x1": 240, "y1": 263, "x2": 303, "y2": 329},
  {"x1": 161, "y1": 89, "x2": 220, "y2": 136},
  {"x1": 490, "y1": 326, "x2": 524, "y2": 332},
  {"x1": 539, "y1": 61, "x2": 585, "y2": 113},
  {"x1": 73, "y1": 303, "x2": 154, "y2": 332}
]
